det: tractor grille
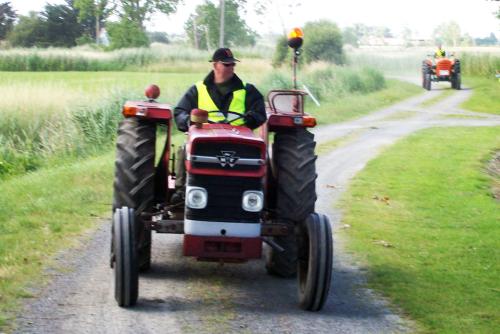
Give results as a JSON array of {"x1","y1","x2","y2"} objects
[
  {"x1": 436, "y1": 59, "x2": 452, "y2": 71},
  {"x1": 186, "y1": 174, "x2": 262, "y2": 222},
  {"x1": 191, "y1": 142, "x2": 263, "y2": 172}
]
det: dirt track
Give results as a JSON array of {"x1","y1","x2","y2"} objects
[{"x1": 15, "y1": 81, "x2": 500, "y2": 334}]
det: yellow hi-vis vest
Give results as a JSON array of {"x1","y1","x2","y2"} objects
[{"x1": 195, "y1": 81, "x2": 246, "y2": 126}]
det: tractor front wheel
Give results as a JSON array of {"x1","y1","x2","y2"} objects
[
  {"x1": 113, "y1": 207, "x2": 139, "y2": 307},
  {"x1": 297, "y1": 213, "x2": 333, "y2": 311}
]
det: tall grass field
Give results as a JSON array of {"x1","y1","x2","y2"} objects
[
  {"x1": 0, "y1": 58, "x2": 398, "y2": 180},
  {"x1": 0, "y1": 71, "x2": 204, "y2": 178},
  {"x1": 0, "y1": 44, "x2": 272, "y2": 72}
]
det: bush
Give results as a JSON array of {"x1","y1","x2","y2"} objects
[
  {"x1": 7, "y1": 13, "x2": 48, "y2": 48},
  {"x1": 261, "y1": 64, "x2": 385, "y2": 101},
  {"x1": 107, "y1": 19, "x2": 149, "y2": 50},
  {"x1": 271, "y1": 35, "x2": 290, "y2": 68},
  {"x1": 303, "y1": 20, "x2": 345, "y2": 65},
  {"x1": 147, "y1": 31, "x2": 169, "y2": 44}
]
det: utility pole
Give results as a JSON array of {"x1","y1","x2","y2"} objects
[{"x1": 219, "y1": 0, "x2": 225, "y2": 47}]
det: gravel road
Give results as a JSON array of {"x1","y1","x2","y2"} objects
[{"x1": 14, "y1": 82, "x2": 500, "y2": 334}]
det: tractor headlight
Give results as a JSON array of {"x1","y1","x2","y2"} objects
[
  {"x1": 186, "y1": 186, "x2": 208, "y2": 209},
  {"x1": 242, "y1": 191, "x2": 263, "y2": 212}
]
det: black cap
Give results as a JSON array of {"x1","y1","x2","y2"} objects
[{"x1": 209, "y1": 48, "x2": 240, "y2": 63}]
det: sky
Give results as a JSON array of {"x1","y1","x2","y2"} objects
[{"x1": 8, "y1": 0, "x2": 500, "y2": 39}]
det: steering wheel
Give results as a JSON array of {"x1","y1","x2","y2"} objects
[{"x1": 206, "y1": 111, "x2": 245, "y2": 125}]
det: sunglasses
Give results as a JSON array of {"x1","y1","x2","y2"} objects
[{"x1": 221, "y1": 62, "x2": 236, "y2": 67}]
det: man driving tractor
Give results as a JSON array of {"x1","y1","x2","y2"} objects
[
  {"x1": 171, "y1": 47, "x2": 267, "y2": 203},
  {"x1": 435, "y1": 43, "x2": 446, "y2": 58}
]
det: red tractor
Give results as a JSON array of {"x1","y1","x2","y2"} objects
[
  {"x1": 422, "y1": 54, "x2": 461, "y2": 90},
  {"x1": 110, "y1": 28, "x2": 332, "y2": 311}
]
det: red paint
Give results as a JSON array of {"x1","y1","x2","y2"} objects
[
  {"x1": 183, "y1": 235, "x2": 262, "y2": 260},
  {"x1": 122, "y1": 101, "x2": 172, "y2": 121},
  {"x1": 145, "y1": 84, "x2": 160, "y2": 100},
  {"x1": 186, "y1": 123, "x2": 266, "y2": 177}
]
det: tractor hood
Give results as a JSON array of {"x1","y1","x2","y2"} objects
[{"x1": 186, "y1": 124, "x2": 266, "y2": 178}]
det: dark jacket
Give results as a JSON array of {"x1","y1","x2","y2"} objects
[{"x1": 174, "y1": 71, "x2": 267, "y2": 132}]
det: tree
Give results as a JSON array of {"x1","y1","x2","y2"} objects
[
  {"x1": 117, "y1": 0, "x2": 181, "y2": 28},
  {"x1": 185, "y1": 0, "x2": 256, "y2": 50},
  {"x1": 41, "y1": 2, "x2": 83, "y2": 47},
  {"x1": 7, "y1": 12, "x2": 47, "y2": 47},
  {"x1": 147, "y1": 31, "x2": 169, "y2": 44},
  {"x1": 401, "y1": 27, "x2": 413, "y2": 48},
  {"x1": 342, "y1": 26, "x2": 359, "y2": 48},
  {"x1": 271, "y1": 34, "x2": 289, "y2": 67},
  {"x1": 302, "y1": 20, "x2": 345, "y2": 65},
  {"x1": 0, "y1": 1, "x2": 16, "y2": 40},
  {"x1": 475, "y1": 32, "x2": 498, "y2": 46},
  {"x1": 185, "y1": 1, "x2": 218, "y2": 50},
  {"x1": 107, "y1": 18, "x2": 149, "y2": 49},
  {"x1": 74, "y1": 0, "x2": 114, "y2": 42},
  {"x1": 8, "y1": 1, "x2": 83, "y2": 48},
  {"x1": 433, "y1": 21, "x2": 462, "y2": 47}
]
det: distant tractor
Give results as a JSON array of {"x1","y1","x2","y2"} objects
[
  {"x1": 422, "y1": 54, "x2": 461, "y2": 90},
  {"x1": 110, "y1": 28, "x2": 333, "y2": 311}
]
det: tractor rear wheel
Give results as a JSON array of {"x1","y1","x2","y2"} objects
[
  {"x1": 424, "y1": 73, "x2": 431, "y2": 91},
  {"x1": 421, "y1": 62, "x2": 429, "y2": 88},
  {"x1": 112, "y1": 117, "x2": 156, "y2": 272},
  {"x1": 455, "y1": 73, "x2": 461, "y2": 90},
  {"x1": 266, "y1": 128, "x2": 317, "y2": 278},
  {"x1": 297, "y1": 213, "x2": 333, "y2": 311},
  {"x1": 113, "y1": 207, "x2": 139, "y2": 307}
]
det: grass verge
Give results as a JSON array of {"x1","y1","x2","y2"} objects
[
  {"x1": 339, "y1": 126, "x2": 500, "y2": 333},
  {"x1": 461, "y1": 77, "x2": 500, "y2": 115},
  {"x1": 0, "y1": 152, "x2": 114, "y2": 329},
  {"x1": 0, "y1": 130, "x2": 183, "y2": 331},
  {"x1": 311, "y1": 79, "x2": 422, "y2": 124},
  {"x1": 419, "y1": 89, "x2": 455, "y2": 108}
]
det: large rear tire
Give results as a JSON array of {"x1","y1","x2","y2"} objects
[
  {"x1": 297, "y1": 213, "x2": 333, "y2": 311},
  {"x1": 112, "y1": 117, "x2": 156, "y2": 272},
  {"x1": 455, "y1": 73, "x2": 461, "y2": 90},
  {"x1": 424, "y1": 73, "x2": 431, "y2": 91},
  {"x1": 421, "y1": 61, "x2": 430, "y2": 89},
  {"x1": 266, "y1": 128, "x2": 317, "y2": 278},
  {"x1": 113, "y1": 207, "x2": 139, "y2": 307}
]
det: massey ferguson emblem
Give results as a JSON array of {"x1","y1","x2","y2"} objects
[{"x1": 217, "y1": 151, "x2": 239, "y2": 167}]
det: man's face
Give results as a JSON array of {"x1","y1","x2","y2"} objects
[{"x1": 213, "y1": 61, "x2": 236, "y2": 82}]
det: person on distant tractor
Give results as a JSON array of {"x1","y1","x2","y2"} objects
[
  {"x1": 171, "y1": 47, "x2": 267, "y2": 204},
  {"x1": 435, "y1": 44, "x2": 446, "y2": 58}
]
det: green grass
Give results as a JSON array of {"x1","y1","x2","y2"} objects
[
  {"x1": 420, "y1": 89, "x2": 455, "y2": 108},
  {"x1": 340, "y1": 127, "x2": 500, "y2": 333},
  {"x1": 461, "y1": 77, "x2": 500, "y2": 115},
  {"x1": 311, "y1": 79, "x2": 422, "y2": 124},
  {"x1": 0, "y1": 152, "x2": 114, "y2": 329},
  {"x1": 0, "y1": 130, "x2": 183, "y2": 331}
]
